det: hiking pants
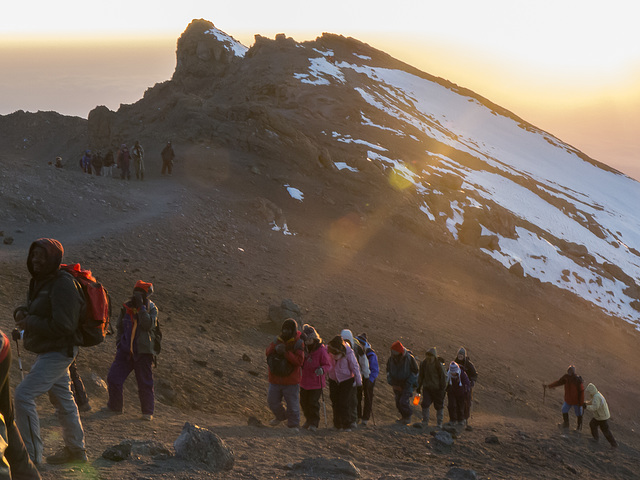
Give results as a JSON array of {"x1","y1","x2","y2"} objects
[
  {"x1": 329, "y1": 378, "x2": 354, "y2": 429},
  {"x1": 394, "y1": 388, "x2": 413, "y2": 420},
  {"x1": 0, "y1": 340, "x2": 41, "y2": 478},
  {"x1": 589, "y1": 418, "x2": 617, "y2": 446},
  {"x1": 14, "y1": 350, "x2": 85, "y2": 463},
  {"x1": 134, "y1": 158, "x2": 144, "y2": 180},
  {"x1": 357, "y1": 378, "x2": 375, "y2": 421},
  {"x1": 561, "y1": 402, "x2": 583, "y2": 416},
  {"x1": 267, "y1": 383, "x2": 300, "y2": 427},
  {"x1": 421, "y1": 387, "x2": 445, "y2": 411},
  {"x1": 161, "y1": 160, "x2": 173, "y2": 175},
  {"x1": 447, "y1": 392, "x2": 466, "y2": 423},
  {"x1": 107, "y1": 351, "x2": 154, "y2": 415},
  {"x1": 299, "y1": 387, "x2": 322, "y2": 428}
]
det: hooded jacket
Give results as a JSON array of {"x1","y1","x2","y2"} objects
[
  {"x1": 266, "y1": 324, "x2": 305, "y2": 386},
  {"x1": 300, "y1": 341, "x2": 331, "y2": 390},
  {"x1": 417, "y1": 347, "x2": 446, "y2": 393},
  {"x1": 386, "y1": 348, "x2": 419, "y2": 390},
  {"x1": 585, "y1": 383, "x2": 610, "y2": 421},
  {"x1": 454, "y1": 347, "x2": 478, "y2": 385},
  {"x1": 115, "y1": 299, "x2": 159, "y2": 356},
  {"x1": 340, "y1": 329, "x2": 370, "y2": 379},
  {"x1": 356, "y1": 335, "x2": 379, "y2": 382},
  {"x1": 17, "y1": 239, "x2": 84, "y2": 354}
]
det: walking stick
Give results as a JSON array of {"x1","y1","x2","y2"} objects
[
  {"x1": 13, "y1": 335, "x2": 24, "y2": 380},
  {"x1": 543, "y1": 384, "x2": 547, "y2": 404},
  {"x1": 320, "y1": 387, "x2": 328, "y2": 428}
]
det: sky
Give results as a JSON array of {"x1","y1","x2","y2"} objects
[{"x1": 1, "y1": 0, "x2": 639, "y2": 178}]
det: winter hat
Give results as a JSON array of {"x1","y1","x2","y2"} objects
[
  {"x1": 586, "y1": 383, "x2": 597, "y2": 396},
  {"x1": 356, "y1": 333, "x2": 369, "y2": 348},
  {"x1": 27, "y1": 238, "x2": 64, "y2": 279},
  {"x1": 328, "y1": 335, "x2": 346, "y2": 355},
  {"x1": 567, "y1": 365, "x2": 576, "y2": 375},
  {"x1": 390, "y1": 341, "x2": 405, "y2": 355},
  {"x1": 457, "y1": 347, "x2": 466, "y2": 359},
  {"x1": 340, "y1": 329, "x2": 355, "y2": 348},
  {"x1": 302, "y1": 324, "x2": 321, "y2": 342},
  {"x1": 449, "y1": 361, "x2": 460, "y2": 375},
  {"x1": 426, "y1": 347, "x2": 438, "y2": 358},
  {"x1": 134, "y1": 280, "x2": 154, "y2": 296}
]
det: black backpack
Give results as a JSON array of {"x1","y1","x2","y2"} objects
[{"x1": 267, "y1": 352, "x2": 295, "y2": 377}]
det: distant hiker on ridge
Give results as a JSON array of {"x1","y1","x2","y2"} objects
[
  {"x1": 265, "y1": 319, "x2": 304, "y2": 429},
  {"x1": 13, "y1": 238, "x2": 87, "y2": 465},
  {"x1": 584, "y1": 383, "x2": 617, "y2": 448},
  {"x1": 299, "y1": 324, "x2": 330, "y2": 431},
  {"x1": 161, "y1": 141, "x2": 175, "y2": 176},
  {"x1": 131, "y1": 140, "x2": 145, "y2": 180},
  {"x1": 106, "y1": 281, "x2": 160, "y2": 421},
  {"x1": 544, "y1": 365, "x2": 585, "y2": 431},
  {"x1": 386, "y1": 341, "x2": 418, "y2": 425}
]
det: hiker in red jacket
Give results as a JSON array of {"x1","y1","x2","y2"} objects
[
  {"x1": 544, "y1": 365, "x2": 585, "y2": 430},
  {"x1": 265, "y1": 319, "x2": 304, "y2": 428}
]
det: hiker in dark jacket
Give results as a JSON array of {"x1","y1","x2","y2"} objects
[
  {"x1": 454, "y1": 347, "x2": 477, "y2": 428},
  {"x1": 13, "y1": 238, "x2": 87, "y2": 465},
  {"x1": 446, "y1": 361, "x2": 470, "y2": 426},
  {"x1": 299, "y1": 325, "x2": 330, "y2": 431},
  {"x1": 106, "y1": 281, "x2": 159, "y2": 421},
  {"x1": 544, "y1": 365, "x2": 585, "y2": 430},
  {"x1": 131, "y1": 141, "x2": 145, "y2": 180},
  {"x1": 356, "y1": 333, "x2": 379, "y2": 426},
  {"x1": 161, "y1": 141, "x2": 175, "y2": 175},
  {"x1": 417, "y1": 347, "x2": 447, "y2": 427},
  {"x1": 117, "y1": 144, "x2": 131, "y2": 180},
  {"x1": 386, "y1": 341, "x2": 419, "y2": 425},
  {"x1": 266, "y1": 319, "x2": 305, "y2": 428},
  {"x1": 0, "y1": 330, "x2": 42, "y2": 479}
]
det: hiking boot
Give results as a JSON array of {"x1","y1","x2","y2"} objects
[
  {"x1": 396, "y1": 417, "x2": 411, "y2": 425},
  {"x1": 77, "y1": 402, "x2": 92, "y2": 413},
  {"x1": 301, "y1": 422, "x2": 310, "y2": 430},
  {"x1": 575, "y1": 416, "x2": 583, "y2": 431},
  {"x1": 361, "y1": 420, "x2": 368, "y2": 427},
  {"x1": 46, "y1": 447, "x2": 87, "y2": 465},
  {"x1": 348, "y1": 422, "x2": 358, "y2": 430},
  {"x1": 308, "y1": 425, "x2": 317, "y2": 432},
  {"x1": 141, "y1": 414, "x2": 153, "y2": 421},
  {"x1": 269, "y1": 418, "x2": 282, "y2": 426},
  {"x1": 559, "y1": 413, "x2": 569, "y2": 429}
]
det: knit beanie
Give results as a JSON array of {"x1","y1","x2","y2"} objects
[
  {"x1": 567, "y1": 365, "x2": 576, "y2": 375},
  {"x1": 134, "y1": 280, "x2": 154, "y2": 297},
  {"x1": 449, "y1": 361, "x2": 462, "y2": 386},
  {"x1": 328, "y1": 335, "x2": 346, "y2": 355},
  {"x1": 390, "y1": 341, "x2": 405, "y2": 355},
  {"x1": 302, "y1": 324, "x2": 320, "y2": 342}
]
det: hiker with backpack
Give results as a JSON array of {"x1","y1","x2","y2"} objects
[
  {"x1": 326, "y1": 335, "x2": 362, "y2": 431},
  {"x1": 131, "y1": 141, "x2": 145, "y2": 180},
  {"x1": 584, "y1": 383, "x2": 617, "y2": 448},
  {"x1": 454, "y1": 347, "x2": 477, "y2": 429},
  {"x1": 386, "y1": 341, "x2": 419, "y2": 425},
  {"x1": 355, "y1": 333, "x2": 379, "y2": 426},
  {"x1": 299, "y1": 325, "x2": 330, "y2": 431},
  {"x1": 266, "y1": 318, "x2": 305, "y2": 428},
  {"x1": 417, "y1": 347, "x2": 447, "y2": 428},
  {"x1": 0, "y1": 329, "x2": 42, "y2": 479},
  {"x1": 12, "y1": 238, "x2": 87, "y2": 465},
  {"x1": 161, "y1": 141, "x2": 175, "y2": 175},
  {"x1": 117, "y1": 144, "x2": 131, "y2": 180},
  {"x1": 106, "y1": 281, "x2": 160, "y2": 421},
  {"x1": 544, "y1": 365, "x2": 585, "y2": 431},
  {"x1": 340, "y1": 329, "x2": 369, "y2": 429}
]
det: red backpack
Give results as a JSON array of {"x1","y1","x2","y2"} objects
[{"x1": 60, "y1": 264, "x2": 111, "y2": 346}]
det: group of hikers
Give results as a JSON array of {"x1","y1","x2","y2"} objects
[
  {"x1": 0, "y1": 238, "x2": 621, "y2": 477},
  {"x1": 1, "y1": 238, "x2": 161, "y2": 478},
  {"x1": 266, "y1": 318, "x2": 478, "y2": 432},
  {"x1": 54, "y1": 140, "x2": 177, "y2": 181}
]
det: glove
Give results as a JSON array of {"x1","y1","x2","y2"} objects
[
  {"x1": 275, "y1": 344, "x2": 286, "y2": 355},
  {"x1": 11, "y1": 329, "x2": 22, "y2": 341},
  {"x1": 315, "y1": 367, "x2": 324, "y2": 376}
]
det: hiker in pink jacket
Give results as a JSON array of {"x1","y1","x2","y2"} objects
[
  {"x1": 299, "y1": 325, "x2": 331, "y2": 430},
  {"x1": 327, "y1": 335, "x2": 362, "y2": 431}
]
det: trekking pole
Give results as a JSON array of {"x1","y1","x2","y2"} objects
[
  {"x1": 321, "y1": 387, "x2": 328, "y2": 428},
  {"x1": 12, "y1": 330, "x2": 24, "y2": 380},
  {"x1": 543, "y1": 384, "x2": 547, "y2": 404}
]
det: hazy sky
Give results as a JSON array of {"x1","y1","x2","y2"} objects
[{"x1": 1, "y1": 0, "x2": 639, "y2": 178}]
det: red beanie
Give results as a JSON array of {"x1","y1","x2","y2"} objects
[
  {"x1": 134, "y1": 280, "x2": 154, "y2": 296},
  {"x1": 391, "y1": 341, "x2": 405, "y2": 354}
]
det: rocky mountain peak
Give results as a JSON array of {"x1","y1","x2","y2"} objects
[{"x1": 172, "y1": 18, "x2": 248, "y2": 82}]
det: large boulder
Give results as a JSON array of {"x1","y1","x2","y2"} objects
[{"x1": 174, "y1": 422, "x2": 234, "y2": 471}]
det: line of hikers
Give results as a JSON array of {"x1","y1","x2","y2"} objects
[
  {"x1": 1, "y1": 238, "x2": 161, "y2": 477},
  {"x1": 56, "y1": 140, "x2": 176, "y2": 180},
  {"x1": 265, "y1": 318, "x2": 478, "y2": 432}
]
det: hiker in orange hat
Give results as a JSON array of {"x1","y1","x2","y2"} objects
[{"x1": 106, "y1": 281, "x2": 160, "y2": 421}]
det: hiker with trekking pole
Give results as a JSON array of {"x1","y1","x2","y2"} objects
[
  {"x1": 327, "y1": 335, "x2": 362, "y2": 431},
  {"x1": 299, "y1": 325, "x2": 331, "y2": 431},
  {"x1": 544, "y1": 365, "x2": 585, "y2": 431}
]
